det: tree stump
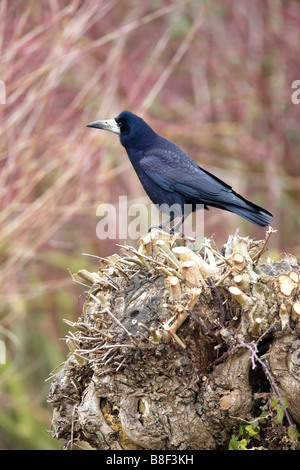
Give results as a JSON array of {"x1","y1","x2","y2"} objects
[{"x1": 48, "y1": 229, "x2": 300, "y2": 450}]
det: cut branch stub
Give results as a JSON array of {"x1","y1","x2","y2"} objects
[
  {"x1": 291, "y1": 301, "x2": 300, "y2": 324},
  {"x1": 48, "y1": 230, "x2": 300, "y2": 450},
  {"x1": 279, "y1": 303, "x2": 290, "y2": 329},
  {"x1": 172, "y1": 246, "x2": 219, "y2": 279},
  {"x1": 233, "y1": 274, "x2": 249, "y2": 291},
  {"x1": 180, "y1": 260, "x2": 201, "y2": 287},
  {"x1": 228, "y1": 285, "x2": 253, "y2": 310},
  {"x1": 165, "y1": 275, "x2": 181, "y2": 300},
  {"x1": 274, "y1": 274, "x2": 298, "y2": 297},
  {"x1": 231, "y1": 253, "x2": 245, "y2": 271}
]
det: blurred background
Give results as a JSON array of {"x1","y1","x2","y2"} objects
[{"x1": 0, "y1": 0, "x2": 300, "y2": 449}]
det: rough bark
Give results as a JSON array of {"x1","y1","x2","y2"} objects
[{"x1": 48, "y1": 229, "x2": 300, "y2": 450}]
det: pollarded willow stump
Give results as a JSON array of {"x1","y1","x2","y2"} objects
[{"x1": 48, "y1": 229, "x2": 300, "y2": 450}]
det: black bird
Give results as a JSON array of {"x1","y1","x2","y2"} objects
[{"x1": 87, "y1": 111, "x2": 273, "y2": 232}]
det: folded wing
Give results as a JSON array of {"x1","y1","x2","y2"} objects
[{"x1": 140, "y1": 147, "x2": 273, "y2": 227}]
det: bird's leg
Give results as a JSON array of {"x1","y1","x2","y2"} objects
[
  {"x1": 147, "y1": 214, "x2": 174, "y2": 233},
  {"x1": 170, "y1": 214, "x2": 186, "y2": 235}
]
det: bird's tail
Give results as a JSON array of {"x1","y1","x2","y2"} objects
[
  {"x1": 207, "y1": 188, "x2": 273, "y2": 227},
  {"x1": 222, "y1": 202, "x2": 273, "y2": 227}
]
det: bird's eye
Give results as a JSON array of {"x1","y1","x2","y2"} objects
[{"x1": 117, "y1": 120, "x2": 130, "y2": 136}]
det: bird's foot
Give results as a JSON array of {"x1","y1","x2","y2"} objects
[
  {"x1": 169, "y1": 226, "x2": 184, "y2": 238},
  {"x1": 147, "y1": 223, "x2": 161, "y2": 233},
  {"x1": 147, "y1": 224, "x2": 184, "y2": 237}
]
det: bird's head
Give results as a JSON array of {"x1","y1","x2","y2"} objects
[{"x1": 87, "y1": 111, "x2": 156, "y2": 151}]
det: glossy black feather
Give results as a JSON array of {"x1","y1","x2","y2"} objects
[{"x1": 111, "y1": 111, "x2": 273, "y2": 227}]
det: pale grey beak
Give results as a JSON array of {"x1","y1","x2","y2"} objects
[{"x1": 86, "y1": 118, "x2": 120, "y2": 135}]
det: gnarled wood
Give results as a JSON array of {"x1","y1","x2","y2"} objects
[{"x1": 48, "y1": 230, "x2": 300, "y2": 450}]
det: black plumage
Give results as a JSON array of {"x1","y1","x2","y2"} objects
[{"x1": 87, "y1": 111, "x2": 273, "y2": 231}]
